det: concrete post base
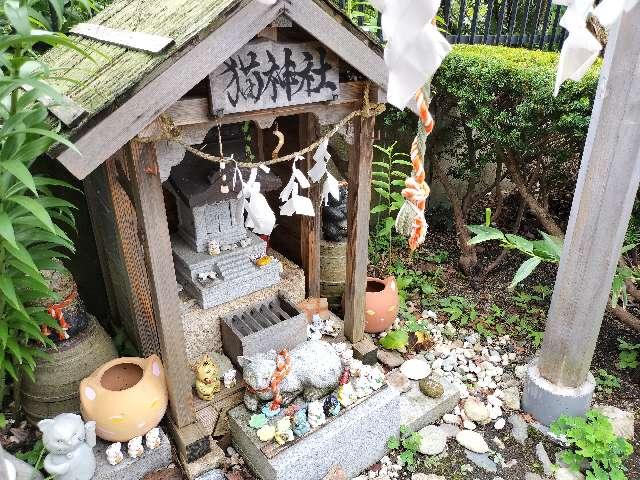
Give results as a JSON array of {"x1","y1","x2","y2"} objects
[{"x1": 522, "y1": 359, "x2": 596, "y2": 426}]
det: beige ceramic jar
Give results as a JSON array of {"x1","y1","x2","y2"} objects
[{"x1": 79, "y1": 355, "x2": 168, "y2": 442}]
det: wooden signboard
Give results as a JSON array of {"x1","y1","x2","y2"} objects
[{"x1": 209, "y1": 40, "x2": 340, "y2": 115}]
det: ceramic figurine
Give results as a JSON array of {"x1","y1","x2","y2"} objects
[
  {"x1": 239, "y1": 341, "x2": 342, "y2": 412},
  {"x1": 332, "y1": 343, "x2": 354, "y2": 368},
  {"x1": 307, "y1": 400, "x2": 326, "y2": 428},
  {"x1": 337, "y1": 382, "x2": 357, "y2": 407},
  {"x1": 127, "y1": 436, "x2": 144, "y2": 459},
  {"x1": 274, "y1": 417, "x2": 294, "y2": 445},
  {"x1": 256, "y1": 424, "x2": 276, "y2": 442},
  {"x1": 193, "y1": 355, "x2": 221, "y2": 401},
  {"x1": 106, "y1": 443, "x2": 124, "y2": 466},
  {"x1": 323, "y1": 394, "x2": 341, "y2": 417},
  {"x1": 256, "y1": 255, "x2": 272, "y2": 267},
  {"x1": 0, "y1": 444, "x2": 44, "y2": 480},
  {"x1": 292, "y1": 408, "x2": 311, "y2": 437},
  {"x1": 38, "y1": 413, "x2": 96, "y2": 480},
  {"x1": 223, "y1": 368, "x2": 237, "y2": 388},
  {"x1": 145, "y1": 428, "x2": 161, "y2": 450},
  {"x1": 352, "y1": 365, "x2": 385, "y2": 399},
  {"x1": 80, "y1": 355, "x2": 168, "y2": 442},
  {"x1": 208, "y1": 240, "x2": 221, "y2": 256}
]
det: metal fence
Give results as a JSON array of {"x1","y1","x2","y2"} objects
[{"x1": 335, "y1": 0, "x2": 569, "y2": 51}]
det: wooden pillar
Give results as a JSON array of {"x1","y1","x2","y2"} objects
[
  {"x1": 300, "y1": 113, "x2": 322, "y2": 297},
  {"x1": 124, "y1": 139, "x2": 195, "y2": 428},
  {"x1": 536, "y1": 11, "x2": 640, "y2": 388},
  {"x1": 344, "y1": 89, "x2": 376, "y2": 343}
]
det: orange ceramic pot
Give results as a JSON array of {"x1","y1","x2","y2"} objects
[
  {"x1": 364, "y1": 276, "x2": 399, "y2": 333},
  {"x1": 79, "y1": 355, "x2": 168, "y2": 442}
]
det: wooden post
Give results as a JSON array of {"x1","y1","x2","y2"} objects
[
  {"x1": 523, "y1": 9, "x2": 640, "y2": 425},
  {"x1": 344, "y1": 88, "x2": 376, "y2": 343},
  {"x1": 300, "y1": 113, "x2": 322, "y2": 297},
  {"x1": 124, "y1": 139, "x2": 195, "y2": 428}
]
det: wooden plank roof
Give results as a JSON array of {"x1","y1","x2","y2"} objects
[{"x1": 41, "y1": 0, "x2": 387, "y2": 179}]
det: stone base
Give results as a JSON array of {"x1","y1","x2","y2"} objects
[
  {"x1": 228, "y1": 386, "x2": 401, "y2": 480},
  {"x1": 180, "y1": 442, "x2": 226, "y2": 480},
  {"x1": 93, "y1": 429, "x2": 171, "y2": 480},
  {"x1": 181, "y1": 250, "x2": 306, "y2": 364},
  {"x1": 398, "y1": 377, "x2": 460, "y2": 431},
  {"x1": 522, "y1": 360, "x2": 596, "y2": 426}
]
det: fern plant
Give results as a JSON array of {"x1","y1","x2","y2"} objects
[
  {"x1": 370, "y1": 142, "x2": 411, "y2": 261},
  {"x1": 0, "y1": 0, "x2": 90, "y2": 401}
]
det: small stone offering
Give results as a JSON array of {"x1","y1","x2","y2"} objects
[
  {"x1": 455, "y1": 430, "x2": 489, "y2": 453},
  {"x1": 419, "y1": 378, "x2": 444, "y2": 398},
  {"x1": 400, "y1": 358, "x2": 431, "y2": 380}
]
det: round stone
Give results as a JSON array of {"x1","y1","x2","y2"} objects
[
  {"x1": 418, "y1": 425, "x2": 447, "y2": 455},
  {"x1": 377, "y1": 349, "x2": 404, "y2": 369},
  {"x1": 400, "y1": 358, "x2": 432, "y2": 380},
  {"x1": 419, "y1": 378, "x2": 444, "y2": 398},
  {"x1": 455, "y1": 430, "x2": 489, "y2": 454},
  {"x1": 463, "y1": 397, "x2": 491, "y2": 425}
]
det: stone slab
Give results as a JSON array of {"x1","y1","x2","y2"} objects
[
  {"x1": 182, "y1": 250, "x2": 306, "y2": 364},
  {"x1": 94, "y1": 429, "x2": 172, "y2": 480},
  {"x1": 397, "y1": 377, "x2": 460, "y2": 432},
  {"x1": 228, "y1": 386, "x2": 401, "y2": 480}
]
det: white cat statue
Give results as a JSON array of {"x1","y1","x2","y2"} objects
[
  {"x1": 128, "y1": 436, "x2": 144, "y2": 459},
  {"x1": 105, "y1": 443, "x2": 124, "y2": 466},
  {"x1": 145, "y1": 428, "x2": 161, "y2": 450},
  {"x1": 38, "y1": 413, "x2": 96, "y2": 480}
]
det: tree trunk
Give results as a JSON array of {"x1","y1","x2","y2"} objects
[
  {"x1": 433, "y1": 161, "x2": 478, "y2": 275},
  {"x1": 503, "y1": 150, "x2": 564, "y2": 237}
]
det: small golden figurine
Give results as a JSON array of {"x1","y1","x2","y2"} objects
[{"x1": 193, "y1": 355, "x2": 221, "y2": 401}]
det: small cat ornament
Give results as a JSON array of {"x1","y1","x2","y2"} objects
[{"x1": 38, "y1": 413, "x2": 96, "y2": 480}]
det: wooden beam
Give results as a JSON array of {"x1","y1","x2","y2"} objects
[
  {"x1": 537, "y1": 8, "x2": 640, "y2": 388},
  {"x1": 343, "y1": 86, "x2": 376, "y2": 343},
  {"x1": 57, "y1": 0, "x2": 283, "y2": 179},
  {"x1": 139, "y1": 81, "x2": 366, "y2": 138},
  {"x1": 124, "y1": 139, "x2": 195, "y2": 428},
  {"x1": 286, "y1": 0, "x2": 387, "y2": 89},
  {"x1": 299, "y1": 113, "x2": 322, "y2": 297}
]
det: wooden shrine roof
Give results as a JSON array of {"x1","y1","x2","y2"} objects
[{"x1": 41, "y1": 0, "x2": 386, "y2": 179}]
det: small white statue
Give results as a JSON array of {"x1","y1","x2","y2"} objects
[
  {"x1": 38, "y1": 413, "x2": 96, "y2": 480},
  {"x1": 105, "y1": 443, "x2": 124, "y2": 466},
  {"x1": 274, "y1": 417, "x2": 294, "y2": 445},
  {"x1": 208, "y1": 240, "x2": 221, "y2": 256},
  {"x1": 223, "y1": 368, "x2": 237, "y2": 388},
  {"x1": 307, "y1": 400, "x2": 326, "y2": 428},
  {"x1": 127, "y1": 436, "x2": 144, "y2": 459},
  {"x1": 145, "y1": 428, "x2": 161, "y2": 450}
]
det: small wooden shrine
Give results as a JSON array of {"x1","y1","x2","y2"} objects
[{"x1": 42, "y1": 0, "x2": 389, "y2": 475}]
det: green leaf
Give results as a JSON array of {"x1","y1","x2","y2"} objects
[
  {"x1": 2, "y1": 159, "x2": 37, "y2": 194},
  {"x1": 0, "y1": 275, "x2": 23, "y2": 311},
  {"x1": 371, "y1": 204, "x2": 387, "y2": 214},
  {"x1": 0, "y1": 212, "x2": 17, "y2": 248},
  {"x1": 379, "y1": 330, "x2": 409, "y2": 351},
  {"x1": 374, "y1": 187, "x2": 390, "y2": 200},
  {"x1": 509, "y1": 257, "x2": 542, "y2": 290},
  {"x1": 386, "y1": 436, "x2": 400, "y2": 450},
  {"x1": 467, "y1": 224, "x2": 505, "y2": 245},
  {"x1": 505, "y1": 234, "x2": 533, "y2": 254},
  {"x1": 7, "y1": 195, "x2": 56, "y2": 232},
  {"x1": 5, "y1": 0, "x2": 31, "y2": 34}
]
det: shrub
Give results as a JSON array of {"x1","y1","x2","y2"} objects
[{"x1": 429, "y1": 44, "x2": 600, "y2": 274}]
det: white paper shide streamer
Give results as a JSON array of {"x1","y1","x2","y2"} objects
[
  {"x1": 280, "y1": 156, "x2": 315, "y2": 217},
  {"x1": 370, "y1": 0, "x2": 451, "y2": 109},
  {"x1": 237, "y1": 165, "x2": 276, "y2": 236},
  {"x1": 308, "y1": 138, "x2": 341, "y2": 206},
  {"x1": 553, "y1": 0, "x2": 639, "y2": 95}
]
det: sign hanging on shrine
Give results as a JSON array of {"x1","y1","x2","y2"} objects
[{"x1": 209, "y1": 40, "x2": 340, "y2": 115}]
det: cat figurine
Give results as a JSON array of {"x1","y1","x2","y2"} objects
[
  {"x1": 127, "y1": 436, "x2": 144, "y2": 459},
  {"x1": 145, "y1": 428, "x2": 161, "y2": 450},
  {"x1": 38, "y1": 413, "x2": 96, "y2": 480},
  {"x1": 105, "y1": 442, "x2": 124, "y2": 466}
]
